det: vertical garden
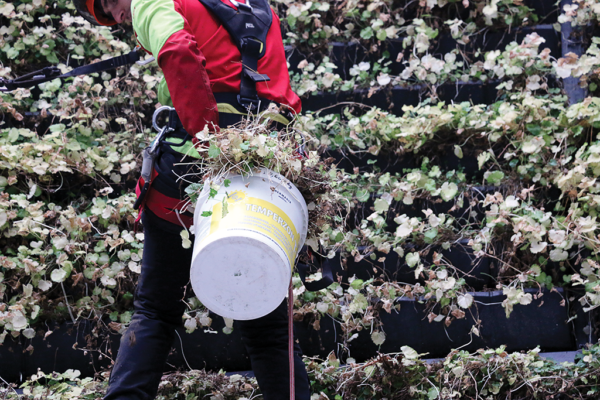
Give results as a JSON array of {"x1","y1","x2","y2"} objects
[{"x1": 2, "y1": 0, "x2": 600, "y2": 398}]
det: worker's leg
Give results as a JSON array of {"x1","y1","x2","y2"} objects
[
  {"x1": 104, "y1": 210, "x2": 193, "y2": 400},
  {"x1": 238, "y1": 300, "x2": 311, "y2": 400}
]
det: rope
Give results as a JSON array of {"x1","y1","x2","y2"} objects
[{"x1": 288, "y1": 281, "x2": 295, "y2": 400}]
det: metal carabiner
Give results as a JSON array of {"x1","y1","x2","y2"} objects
[
  {"x1": 149, "y1": 125, "x2": 171, "y2": 155},
  {"x1": 152, "y1": 105, "x2": 176, "y2": 133}
]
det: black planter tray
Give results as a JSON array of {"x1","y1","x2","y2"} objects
[
  {"x1": 1, "y1": 317, "x2": 253, "y2": 382},
  {"x1": 384, "y1": 25, "x2": 560, "y2": 78},
  {"x1": 565, "y1": 288, "x2": 600, "y2": 349},
  {"x1": 18, "y1": 320, "x2": 112, "y2": 380},
  {"x1": 0, "y1": 311, "x2": 352, "y2": 382},
  {"x1": 347, "y1": 195, "x2": 423, "y2": 230},
  {"x1": 347, "y1": 186, "x2": 497, "y2": 235},
  {"x1": 526, "y1": 0, "x2": 559, "y2": 24},
  {"x1": 344, "y1": 240, "x2": 495, "y2": 290},
  {"x1": 0, "y1": 286, "x2": 581, "y2": 382},
  {"x1": 286, "y1": 25, "x2": 560, "y2": 80},
  {"x1": 160, "y1": 317, "x2": 252, "y2": 372},
  {"x1": 0, "y1": 336, "x2": 23, "y2": 383},
  {"x1": 294, "y1": 313, "x2": 341, "y2": 359},
  {"x1": 302, "y1": 82, "x2": 499, "y2": 116},
  {"x1": 346, "y1": 287, "x2": 575, "y2": 361},
  {"x1": 321, "y1": 147, "x2": 417, "y2": 175}
]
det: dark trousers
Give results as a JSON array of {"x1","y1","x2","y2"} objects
[{"x1": 104, "y1": 210, "x2": 310, "y2": 400}]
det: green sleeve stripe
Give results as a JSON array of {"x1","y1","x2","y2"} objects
[
  {"x1": 132, "y1": 0, "x2": 185, "y2": 56},
  {"x1": 157, "y1": 79, "x2": 174, "y2": 107}
]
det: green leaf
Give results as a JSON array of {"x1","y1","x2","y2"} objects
[
  {"x1": 316, "y1": 2, "x2": 330, "y2": 11},
  {"x1": 428, "y1": 387, "x2": 440, "y2": 400},
  {"x1": 50, "y1": 267, "x2": 69, "y2": 283},
  {"x1": 45, "y1": 52, "x2": 59, "y2": 64},
  {"x1": 440, "y1": 182, "x2": 458, "y2": 202},
  {"x1": 401, "y1": 345, "x2": 419, "y2": 359},
  {"x1": 185, "y1": 183, "x2": 203, "y2": 196},
  {"x1": 454, "y1": 145, "x2": 463, "y2": 159},
  {"x1": 477, "y1": 152, "x2": 491, "y2": 169},
  {"x1": 201, "y1": 211, "x2": 213, "y2": 217},
  {"x1": 8, "y1": 130, "x2": 19, "y2": 142},
  {"x1": 406, "y1": 252, "x2": 420, "y2": 268},
  {"x1": 355, "y1": 189, "x2": 370, "y2": 202},
  {"x1": 208, "y1": 144, "x2": 221, "y2": 158},
  {"x1": 457, "y1": 293, "x2": 473, "y2": 309},
  {"x1": 222, "y1": 197, "x2": 229, "y2": 218},
  {"x1": 572, "y1": 125, "x2": 584, "y2": 137},
  {"x1": 371, "y1": 331, "x2": 386, "y2": 345},
  {"x1": 424, "y1": 228, "x2": 438, "y2": 243},
  {"x1": 485, "y1": 171, "x2": 505, "y2": 185},
  {"x1": 526, "y1": 124, "x2": 542, "y2": 136},
  {"x1": 360, "y1": 27, "x2": 374, "y2": 40},
  {"x1": 5, "y1": 46, "x2": 19, "y2": 59},
  {"x1": 374, "y1": 198, "x2": 389, "y2": 213},
  {"x1": 224, "y1": 179, "x2": 231, "y2": 187},
  {"x1": 350, "y1": 278, "x2": 364, "y2": 290}
]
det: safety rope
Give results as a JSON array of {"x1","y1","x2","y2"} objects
[{"x1": 288, "y1": 281, "x2": 295, "y2": 400}]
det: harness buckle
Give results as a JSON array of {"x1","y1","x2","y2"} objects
[
  {"x1": 237, "y1": 95, "x2": 261, "y2": 112},
  {"x1": 230, "y1": 0, "x2": 253, "y2": 12}
]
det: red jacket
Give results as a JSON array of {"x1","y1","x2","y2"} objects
[{"x1": 132, "y1": 0, "x2": 301, "y2": 136}]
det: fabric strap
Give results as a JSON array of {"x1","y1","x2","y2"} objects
[
  {"x1": 0, "y1": 50, "x2": 141, "y2": 91},
  {"x1": 198, "y1": 0, "x2": 272, "y2": 111}
]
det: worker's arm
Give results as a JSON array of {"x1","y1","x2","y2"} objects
[{"x1": 132, "y1": 0, "x2": 219, "y2": 136}]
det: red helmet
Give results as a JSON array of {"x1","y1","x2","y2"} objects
[{"x1": 73, "y1": 0, "x2": 118, "y2": 26}]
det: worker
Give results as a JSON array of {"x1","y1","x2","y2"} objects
[{"x1": 72, "y1": 0, "x2": 309, "y2": 399}]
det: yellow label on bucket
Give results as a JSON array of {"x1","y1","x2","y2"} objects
[{"x1": 209, "y1": 191, "x2": 299, "y2": 269}]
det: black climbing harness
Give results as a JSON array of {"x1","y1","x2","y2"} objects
[{"x1": 199, "y1": 0, "x2": 272, "y2": 111}]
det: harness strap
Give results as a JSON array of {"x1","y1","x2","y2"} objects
[
  {"x1": 133, "y1": 168, "x2": 158, "y2": 231},
  {"x1": 0, "y1": 49, "x2": 141, "y2": 91},
  {"x1": 144, "y1": 185, "x2": 194, "y2": 228},
  {"x1": 239, "y1": 38, "x2": 270, "y2": 111},
  {"x1": 198, "y1": 0, "x2": 273, "y2": 111}
]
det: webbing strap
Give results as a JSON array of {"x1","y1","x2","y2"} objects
[
  {"x1": 0, "y1": 49, "x2": 141, "y2": 91},
  {"x1": 198, "y1": 0, "x2": 272, "y2": 111},
  {"x1": 239, "y1": 38, "x2": 270, "y2": 110},
  {"x1": 145, "y1": 188, "x2": 194, "y2": 227},
  {"x1": 135, "y1": 171, "x2": 194, "y2": 228}
]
